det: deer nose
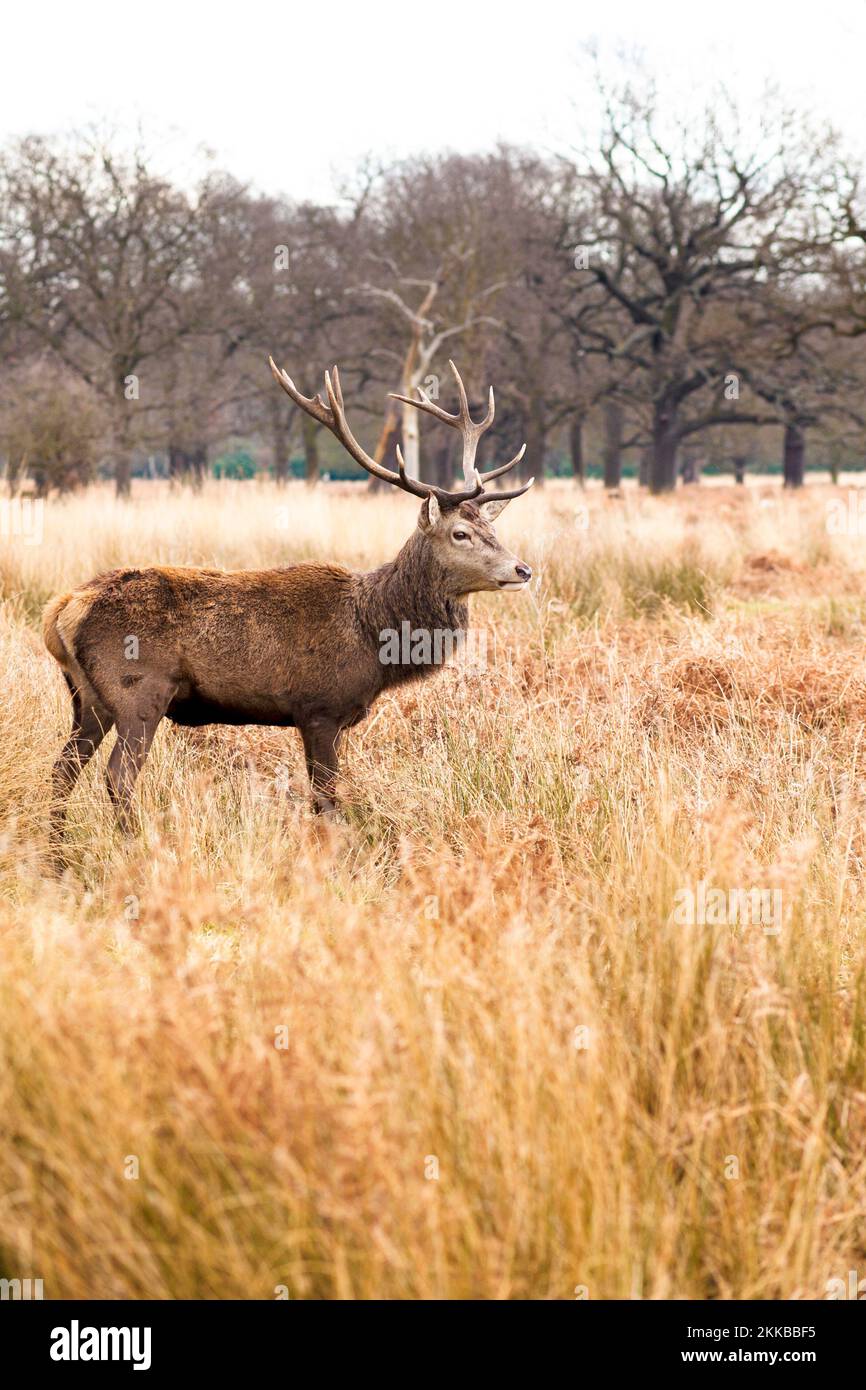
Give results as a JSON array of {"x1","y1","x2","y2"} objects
[{"x1": 515, "y1": 562, "x2": 532, "y2": 582}]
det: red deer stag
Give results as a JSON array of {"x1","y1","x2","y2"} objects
[{"x1": 44, "y1": 359, "x2": 533, "y2": 860}]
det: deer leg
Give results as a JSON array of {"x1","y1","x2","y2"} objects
[
  {"x1": 106, "y1": 679, "x2": 173, "y2": 834},
  {"x1": 300, "y1": 718, "x2": 342, "y2": 816},
  {"x1": 49, "y1": 686, "x2": 114, "y2": 868}
]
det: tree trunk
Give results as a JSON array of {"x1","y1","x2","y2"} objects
[
  {"x1": 190, "y1": 444, "x2": 207, "y2": 490},
  {"x1": 168, "y1": 443, "x2": 207, "y2": 487},
  {"x1": 783, "y1": 423, "x2": 805, "y2": 488},
  {"x1": 367, "y1": 401, "x2": 400, "y2": 491},
  {"x1": 733, "y1": 456, "x2": 746, "y2": 485},
  {"x1": 570, "y1": 415, "x2": 585, "y2": 486},
  {"x1": 113, "y1": 370, "x2": 134, "y2": 498},
  {"x1": 272, "y1": 406, "x2": 290, "y2": 484},
  {"x1": 649, "y1": 403, "x2": 678, "y2": 494},
  {"x1": 602, "y1": 402, "x2": 623, "y2": 491},
  {"x1": 114, "y1": 413, "x2": 132, "y2": 497},
  {"x1": 681, "y1": 449, "x2": 701, "y2": 485},
  {"x1": 639, "y1": 447, "x2": 650, "y2": 487},
  {"x1": 400, "y1": 400, "x2": 420, "y2": 480},
  {"x1": 301, "y1": 414, "x2": 320, "y2": 485},
  {"x1": 431, "y1": 439, "x2": 453, "y2": 491},
  {"x1": 396, "y1": 329, "x2": 425, "y2": 480},
  {"x1": 115, "y1": 456, "x2": 131, "y2": 497},
  {"x1": 524, "y1": 399, "x2": 546, "y2": 487}
]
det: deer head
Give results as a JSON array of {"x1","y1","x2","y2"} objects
[{"x1": 268, "y1": 357, "x2": 534, "y2": 596}]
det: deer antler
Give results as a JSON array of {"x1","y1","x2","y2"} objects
[
  {"x1": 269, "y1": 356, "x2": 533, "y2": 509},
  {"x1": 390, "y1": 359, "x2": 494, "y2": 486},
  {"x1": 391, "y1": 360, "x2": 531, "y2": 501},
  {"x1": 268, "y1": 357, "x2": 429, "y2": 498}
]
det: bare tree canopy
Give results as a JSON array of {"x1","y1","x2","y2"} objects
[{"x1": 2, "y1": 90, "x2": 866, "y2": 495}]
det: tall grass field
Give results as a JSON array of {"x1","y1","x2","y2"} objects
[{"x1": 2, "y1": 477, "x2": 866, "y2": 1299}]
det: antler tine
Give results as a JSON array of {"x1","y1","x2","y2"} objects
[
  {"x1": 478, "y1": 476, "x2": 536, "y2": 506},
  {"x1": 270, "y1": 355, "x2": 430, "y2": 499},
  {"x1": 269, "y1": 356, "x2": 332, "y2": 426},
  {"x1": 447, "y1": 358, "x2": 473, "y2": 430},
  {"x1": 389, "y1": 385, "x2": 454, "y2": 425},
  {"x1": 478, "y1": 442, "x2": 527, "y2": 484},
  {"x1": 390, "y1": 360, "x2": 495, "y2": 487},
  {"x1": 448, "y1": 359, "x2": 495, "y2": 435}
]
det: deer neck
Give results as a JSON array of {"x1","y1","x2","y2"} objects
[{"x1": 356, "y1": 530, "x2": 469, "y2": 671}]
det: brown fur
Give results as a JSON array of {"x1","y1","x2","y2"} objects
[{"x1": 44, "y1": 498, "x2": 530, "y2": 858}]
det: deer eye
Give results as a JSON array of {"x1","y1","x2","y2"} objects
[{"x1": 452, "y1": 529, "x2": 471, "y2": 542}]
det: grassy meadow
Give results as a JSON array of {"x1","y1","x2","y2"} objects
[{"x1": 2, "y1": 476, "x2": 866, "y2": 1299}]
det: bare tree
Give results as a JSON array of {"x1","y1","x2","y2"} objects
[
  {"x1": 0, "y1": 134, "x2": 241, "y2": 493},
  {"x1": 572, "y1": 85, "x2": 838, "y2": 491}
]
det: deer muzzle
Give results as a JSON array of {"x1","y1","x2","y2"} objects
[{"x1": 498, "y1": 561, "x2": 532, "y2": 590}]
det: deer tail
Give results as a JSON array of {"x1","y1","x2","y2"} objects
[{"x1": 42, "y1": 593, "x2": 74, "y2": 667}]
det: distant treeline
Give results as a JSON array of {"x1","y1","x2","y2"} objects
[{"x1": 3, "y1": 82, "x2": 866, "y2": 496}]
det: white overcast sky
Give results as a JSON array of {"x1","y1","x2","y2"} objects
[{"x1": 4, "y1": 0, "x2": 865, "y2": 199}]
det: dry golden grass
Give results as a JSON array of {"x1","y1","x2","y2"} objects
[{"x1": 3, "y1": 476, "x2": 866, "y2": 1299}]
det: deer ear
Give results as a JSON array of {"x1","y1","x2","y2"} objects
[
  {"x1": 478, "y1": 497, "x2": 510, "y2": 521},
  {"x1": 419, "y1": 494, "x2": 441, "y2": 532}
]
